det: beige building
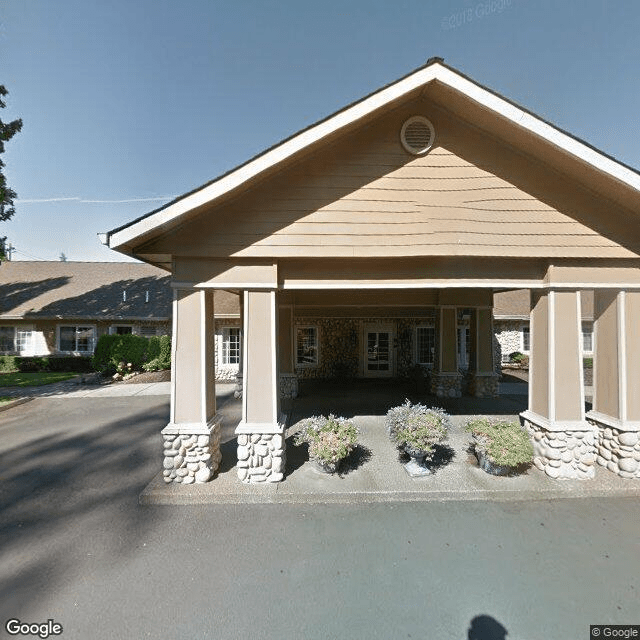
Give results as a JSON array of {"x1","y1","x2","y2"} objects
[{"x1": 105, "y1": 58, "x2": 640, "y2": 484}]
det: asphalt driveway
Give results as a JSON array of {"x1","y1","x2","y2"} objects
[{"x1": 0, "y1": 389, "x2": 638, "y2": 639}]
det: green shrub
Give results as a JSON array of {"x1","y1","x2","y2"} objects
[
  {"x1": 509, "y1": 351, "x2": 525, "y2": 363},
  {"x1": 0, "y1": 355, "x2": 18, "y2": 373},
  {"x1": 92, "y1": 334, "x2": 151, "y2": 374},
  {"x1": 143, "y1": 334, "x2": 172, "y2": 371},
  {"x1": 385, "y1": 399, "x2": 449, "y2": 455},
  {"x1": 17, "y1": 357, "x2": 48, "y2": 372},
  {"x1": 583, "y1": 357, "x2": 593, "y2": 368},
  {"x1": 92, "y1": 335, "x2": 120, "y2": 374},
  {"x1": 464, "y1": 417, "x2": 534, "y2": 467},
  {"x1": 146, "y1": 335, "x2": 161, "y2": 360},
  {"x1": 294, "y1": 414, "x2": 359, "y2": 465}
]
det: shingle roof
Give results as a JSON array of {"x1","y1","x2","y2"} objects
[{"x1": 0, "y1": 261, "x2": 240, "y2": 320}]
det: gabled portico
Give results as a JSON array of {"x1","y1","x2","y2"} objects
[{"x1": 105, "y1": 58, "x2": 640, "y2": 484}]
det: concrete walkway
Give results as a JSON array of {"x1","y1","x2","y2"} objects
[{"x1": 141, "y1": 379, "x2": 633, "y2": 505}]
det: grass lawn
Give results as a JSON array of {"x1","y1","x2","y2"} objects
[
  {"x1": 0, "y1": 371, "x2": 80, "y2": 388},
  {"x1": 0, "y1": 396, "x2": 14, "y2": 406}
]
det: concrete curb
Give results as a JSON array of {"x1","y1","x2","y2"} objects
[{"x1": 0, "y1": 396, "x2": 34, "y2": 413}]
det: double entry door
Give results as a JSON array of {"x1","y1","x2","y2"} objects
[{"x1": 363, "y1": 323, "x2": 394, "y2": 377}]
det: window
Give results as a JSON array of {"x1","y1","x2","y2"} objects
[
  {"x1": 0, "y1": 326, "x2": 32, "y2": 353},
  {"x1": 296, "y1": 326, "x2": 318, "y2": 366},
  {"x1": 59, "y1": 326, "x2": 95, "y2": 353},
  {"x1": 416, "y1": 326, "x2": 435, "y2": 366},
  {"x1": 0, "y1": 327, "x2": 15, "y2": 352},
  {"x1": 221, "y1": 327, "x2": 241, "y2": 365},
  {"x1": 110, "y1": 325, "x2": 133, "y2": 335},
  {"x1": 139, "y1": 326, "x2": 157, "y2": 338},
  {"x1": 521, "y1": 325, "x2": 530, "y2": 352},
  {"x1": 582, "y1": 324, "x2": 593, "y2": 353}
]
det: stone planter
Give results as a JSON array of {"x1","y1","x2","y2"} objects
[
  {"x1": 474, "y1": 446, "x2": 516, "y2": 476},
  {"x1": 402, "y1": 445, "x2": 433, "y2": 477},
  {"x1": 311, "y1": 458, "x2": 339, "y2": 474}
]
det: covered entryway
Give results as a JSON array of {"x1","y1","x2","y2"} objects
[{"x1": 106, "y1": 59, "x2": 640, "y2": 486}]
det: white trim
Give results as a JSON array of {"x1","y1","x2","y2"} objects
[
  {"x1": 592, "y1": 301, "x2": 598, "y2": 411},
  {"x1": 235, "y1": 420, "x2": 286, "y2": 435},
  {"x1": 586, "y1": 410, "x2": 640, "y2": 433},
  {"x1": 528, "y1": 292, "x2": 535, "y2": 413},
  {"x1": 170, "y1": 290, "x2": 178, "y2": 424},
  {"x1": 618, "y1": 290, "x2": 627, "y2": 423},
  {"x1": 196, "y1": 282, "x2": 277, "y2": 289},
  {"x1": 242, "y1": 291, "x2": 249, "y2": 422},
  {"x1": 576, "y1": 291, "x2": 585, "y2": 421},
  {"x1": 548, "y1": 290, "x2": 556, "y2": 422},
  {"x1": 162, "y1": 414, "x2": 221, "y2": 435},
  {"x1": 270, "y1": 290, "x2": 278, "y2": 424},
  {"x1": 109, "y1": 61, "x2": 640, "y2": 250},
  {"x1": 520, "y1": 410, "x2": 594, "y2": 433},
  {"x1": 200, "y1": 290, "x2": 207, "y2": 425},
  {"x1": 56, "y1": 323, "x2": 97, "y2": 355},
  {"x1": 283, "y1": 281, "x2": 544, "y2": 290}
]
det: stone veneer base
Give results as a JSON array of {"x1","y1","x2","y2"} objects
[
  {"x1": 586, "y1": 411, "x2": 640, "y2": 479},
  {"x1": 279, "y1": 373, "x2": 299, "y2": 399},
  {"x1": 468, "y1": 373, "x2": 500, "y2": 398},
  {"x1": 431, "y1": 372, "x2": 463, "y2": 398},
  {"x1": 520, "y1": 411, "x2": 596, "y2": 479},
  {"x1": 235, "y1": 418, "x2": 287, "y2": 484},
  {"x1": 161, "y1": 417, "x2": 222, "y2": 484}
]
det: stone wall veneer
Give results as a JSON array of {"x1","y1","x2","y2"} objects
[
  {"x1": 468, "y1": 373, "x2": 500, "y2": 398},
  {"x1": 237, "y1": 433, "x2": 285, "y2": 483},
  {"x1": 523, "y1": 418, "x2": 596, "y2": 479},
  {"x1": 162, "y1": 420, "x2": 222, "y2": 484},
  {"x1": 586, "y1": 419, "x2": 640, "y2": 479},
  {"x1": 280, "y1": 373, "x2": 298, "y2": 399},
  {"x1": 431, "y1": 372, "x2": 463, "y2": 398}
]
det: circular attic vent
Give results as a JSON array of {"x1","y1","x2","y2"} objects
[{"x1": 400, "y1": 116, "x2": 435, "y2": 155}]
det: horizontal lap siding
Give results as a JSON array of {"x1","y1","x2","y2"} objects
[{"x1": 143, "y1": 99, "x2": 635, "y2": 259}]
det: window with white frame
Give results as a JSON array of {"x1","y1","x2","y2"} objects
[
  {"x1": 521, "y1": 325, "x2": 530, "y2": 352},
  {"x1": 0, "y1": 326, "x2": 32, "y2": 353},
  {"x1": 221, "y1": 327, "x2": 241, "y2": 365},
  {"x1": 296, "y1": 326, "x2": 318, "y2": 366},
  {"x1": 415, "y1": 325, "x2": 435, "y2": 366},
  {"x1": 582, "y1": 323, "x2": 593, "y2": 353},
  {"x1": 58, "y1": 326, "x2": 96, "y2": 353}
]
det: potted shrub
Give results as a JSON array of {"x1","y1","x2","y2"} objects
[
  {"x1": 294, "y1": 414, "x2": 359, "y2": 474},
  {"x1": 464, "y1": 417, "x2": 534, "y2": 476},
  {"x1": 385, "y1": 400, "x2": 450, "y2": 476}
]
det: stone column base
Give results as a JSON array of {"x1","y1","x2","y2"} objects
[
  {"x1": 521, "y1": 411, "x2": 596, "y2": 479},
  {"x1": 234, "y1": 373, "x2": 243, "y2": 399},
  {"x1": 235, "y1": 419, "x2": 287, "y2": 483},
  {"x1": 161, "y1": 416, "x2": 222, "y2": 484},
  {"x1": 431, "y1": 372, "x2": 463, "y2": 398},
  {"x1": 468, "y1": 372, "x2": 500, "y2": 398},
  {"x1": 279, "y1": 373, "x2": 298, "y2": 399},
  {"x1": 586, "y1": 411, "x2": 640, "y2": 478}
]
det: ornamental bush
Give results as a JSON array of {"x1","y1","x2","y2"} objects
[
  {"x1": 93, "y1": 334, "x2": 160, "y2": 374},
  {"x1": 385, "y1": 399, "x2": 450, "y2": 455},
  {"x1": 464, "y1": 417, "x2": 534, "y2": 467},
  {"x1": 143, "y1": 335, "x2": 171, "y2": 371},
  {"x1": 294, "y1": 414, "x2": 359, "y2": 465}
]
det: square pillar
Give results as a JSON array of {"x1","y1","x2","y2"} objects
[
  {"x1": 431, "y1": 306, "x2": 462, "y2": 397},
  {"x1": 586, "y1": 290, "x2": 640, "y2": 478},
  {"x1": 521, "y1": 289, "x2": 596, "y2": 479},
  {"x1": 278, "y1": 298, "x2": 298, "y2": 399},
  {"x1": 235, "y1": 290, "x2": 285, "y2": 483},
  {"x1": 234, "y1": 292, "x2": 244, "y2": 399},
  {"x1": 467, "y1": 307, "x2": 499, "y2": 397},
  {"x1": 162, "y1": 288, "x2": 221, "y2": 484}
]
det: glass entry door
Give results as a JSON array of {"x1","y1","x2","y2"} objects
[{"x1": 363, "y1": 324, "x2": 394, "y2": 377}]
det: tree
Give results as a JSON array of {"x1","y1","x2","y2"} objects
[
  {"x1": 1, "y1": 85, "x2": 22, "y2": 261},
  {"x1": 59, "y1": 252, "x2": 67, "y2": 262}
]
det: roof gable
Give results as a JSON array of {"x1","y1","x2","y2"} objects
[{"x1": 107, "y1": 59, "x2": 640, "y2": 262}]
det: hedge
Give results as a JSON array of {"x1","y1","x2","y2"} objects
[
  {"x1": 92, "y1": 334, "x2": 172, "y2": 374},
  {"x1": 0, "y1": 355, "x2": 93, "y2": 373}
]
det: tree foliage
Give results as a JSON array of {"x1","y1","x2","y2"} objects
[{"x1": 1, "y1": 85, "x2": 23, "y2": 223}]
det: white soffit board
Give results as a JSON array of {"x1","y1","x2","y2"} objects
[{"x1": 109, "y1": 63, "x2": 640, "y2": 250}]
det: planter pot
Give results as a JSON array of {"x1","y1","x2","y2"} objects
[
  {"x1": 474, "y1": 447, "x2": 516, "y2": 476},
  {"x1": 311, "y1": 458, "x2": 339, "y2": 475},
  {"x1": 402, "y1": 445, "x2": 433, "y2": 477}
]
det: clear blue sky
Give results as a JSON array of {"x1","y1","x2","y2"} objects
[{"x1": 2, "y1": 0, "x2": 640, "y2": 262}]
